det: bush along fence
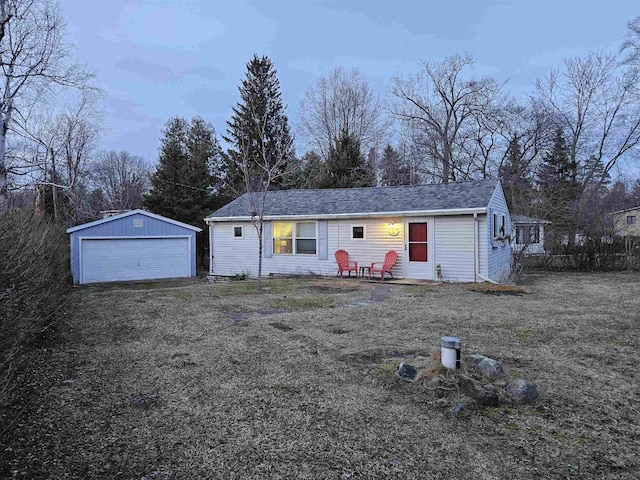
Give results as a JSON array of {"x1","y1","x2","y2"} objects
[
  {"x1": 0, "y1": 209, "x2": 71, "y2": 406},
  {"x1": 521, "y1": 235, "x2": 640, "y2": 272}
]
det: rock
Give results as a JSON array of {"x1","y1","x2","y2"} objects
[
  {"x1": 453, "y1": 402, "x2": 465, "y2": 417},
  {"x1": 459, "y1": 376, "x2": 500, "y2": 406},
  {"x1": 476, "y1": 390, "x2": 500, "y2": 406},
  {"x1": 468, "y1": 353, "x2": 486, "y2": 365},
  {"x1": 474, "y1": 357, "x2": 505, "y2": 379},
  {"x1": 483, "y1": 383, "x2": 497, "y2": 392},
  {"x1": 396, "y1": 362, "x2": 418, "y2": 382},
  {"x1": 505, "y1": 379, "x2": 538, "y2": 403}
]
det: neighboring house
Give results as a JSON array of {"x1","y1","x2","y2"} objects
[
  {"x1": 511, "y1": 215, "x2": 550, "y2": 255},
  {"x1": 67, "y1": 209, "x2": 201, "y2": 284},
  {"x1": 205, "y1": 179, "x2": 513, "y2": 283},
  {"x1": 612, "y1": 206, "x2": 640, "y2": 236}
]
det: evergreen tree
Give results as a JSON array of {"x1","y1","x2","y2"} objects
[
  {"x1": 537, "y1": 128, "x2": 582, "y2": 245},
  {"x1": 499, "y1": 137, "x2": 533, "y2": 214},
  {"x1": 320, "y1": 131, "x2": 374, "y2": 189},
  {"x1": 223, "y1": 54, "x2": 295, "y2": 196},
  {"x1": 380, "y1": 144, "x2": 411, "y2": 186},
  {"x1": 300, "y1": 150, "x2": 326, "y2": 188},
  {"x1": 144, "y1": 116, "x2": 224, "y2": 265}
]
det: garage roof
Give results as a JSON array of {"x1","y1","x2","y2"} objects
[{"x1": 66, "y1": 209, "x2": 202, "y2": 233}]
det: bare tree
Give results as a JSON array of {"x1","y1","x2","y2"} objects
[
  {"x1": 91, "y1": 150, "x2": 150, "y2": 212},
  {"x1": 232, "y1": 113, "x2": 294, "y2": 292},
  {"x1": 298, "y1": 67, "x2": 389, "y2": 160},
  {"x1": 0, "y1": 0, "x2": 93, "y2": 204},
  {"x1": 11, "y1": 90, "x2": 102, "y2": 221},
  {"x1": 534, "y1": 52, "x2": 640, "y2": 188},
  {"x1": 390, "y1": 53, "x2": 502, "y2": 183},
  {"x1": 621, "y1": 16, "x2": 640, "y2": 66}
]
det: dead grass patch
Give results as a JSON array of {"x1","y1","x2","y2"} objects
[
  {"x1": 2, "y1": 272, "x2": 640, "y2": 479},
  {"x1": 467, "y1": 283, "x2": 526, "y2": 295}
]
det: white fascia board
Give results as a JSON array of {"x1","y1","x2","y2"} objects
[
  {"x1": 204, "y1": 207, "x2": 487, "y2": 223},
  {"x1": 67, "y1": 209, "x2": 202, "y2": 233}
]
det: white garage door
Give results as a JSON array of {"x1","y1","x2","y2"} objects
[{"x1": 81, "y1": 237, "x2": 191, "y2": 284}]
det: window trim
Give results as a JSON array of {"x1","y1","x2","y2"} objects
[
  {"x1": 351, "y1": 225, "x2": 366, "y2": 240},
  {"x1": 627, "y1": 215, "x2": 637, "y2": 226},
  {"x1": 273, "y1": 221, "x2": 317, "y2": 255},
  {"x1": 233, "y1": 225, "x2": 243, "y2": 239}
]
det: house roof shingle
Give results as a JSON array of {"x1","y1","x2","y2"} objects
[{"x1": 206, "y1": 178, "x2": 500, "y2": 220}]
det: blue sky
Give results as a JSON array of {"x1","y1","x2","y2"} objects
[{"x1": 61, "y1": 0, "x2": 638, "y2": 162}]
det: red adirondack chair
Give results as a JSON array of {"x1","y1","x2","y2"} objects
[
  {"x1": 370, "y1": 250, "x2": 398, "y2": 281},
  {"x1": 335, "y1": 249, "x2": 358, "y2": 278}
]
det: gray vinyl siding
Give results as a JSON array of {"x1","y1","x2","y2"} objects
[
  {"x1": 69, "y1": 212, "x2": 198, "y2": 284},
  {"x1": 487, "y1": 185, "x2": 513, "y2": 282},
  {"x1": 434, "y1": 215, "x2": 475, "y2": 282}
]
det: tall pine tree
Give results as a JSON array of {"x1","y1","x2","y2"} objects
[
  {"x1": 380, "y1": 144, "x2": 411, "y2": 186},
  {"x1": 144, "y1": 116, "x2": 224, "y2": 265},
  {"x1": 499, "y1": 137, "x2": 533, "y2": 214},
  {"x1": 223, "y1": 54, "x2": 295, "y2": 196},
  {"x1": 320, "y1": 130, "x2": 374, "y2": 188},
  {"x1": 537, "y1": 128, "x2": 581, "y2": 245}
]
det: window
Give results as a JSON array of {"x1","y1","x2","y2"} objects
[
  {"x1": 351, "y1": 225, "x2": 365, "y2": 239},
  {"x1": 528, "y1": 225, "x2": 540, "y2": 244},
  {"x1": 133, "y1": 219, "x2": 143, "y2": 228},
  {"x1": 233, "y1": 226, "x2": 243, "y2": 238},
  {"x1": 516, "y1": 226, "x2": 525, "y2": 245},
  {"x1": 273, "y1": 221, "x2": 316, "y2": 255},
  {"x1": 627, "y1": 215, "x2": 637, "y2": 226},
  {"x1": 493, "y1": 213, "x2": 505, "y2": 238}
]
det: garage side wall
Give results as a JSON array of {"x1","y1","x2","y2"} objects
[{"x1": 69, "y1": 213, "x2": 197, "y2": 284}]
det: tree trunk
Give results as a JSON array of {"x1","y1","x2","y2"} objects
[
  {"x1": 256, "y1": 220, "x2": 263, "y2": 292},
  {"x1": 0, "y1": 122, "x2": 7, "y2": 203}
]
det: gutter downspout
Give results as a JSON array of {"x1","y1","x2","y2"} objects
[
  {"x1": 208, "y1": 221, "x2": 213, "y2": 276},
  {"x1": 474, "y1": 213, "x2": 498, "y2": 284}
]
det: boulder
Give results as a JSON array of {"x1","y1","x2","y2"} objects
[
  {"x1": 476, "y1": 390, "x2": 500, "y2": 406},
  {"x1": 474, "y1": 357, "x2": 505, "y2": 379},
  {"x1": 505, "y1": 379, "x2": 538, "y2": 403}
]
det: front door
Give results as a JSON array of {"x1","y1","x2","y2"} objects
[{"x1": 404, "y1": 219, "x2": 433, "y2": 280}]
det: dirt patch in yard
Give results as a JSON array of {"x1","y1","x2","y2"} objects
[{"x1": 1, "y1": 272, "x2": 639, "y2": 479}]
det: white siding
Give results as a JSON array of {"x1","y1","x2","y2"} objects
[
  {"x1": 487, "y1": 184, "x2": 513, "y2": 282},
  {"x1": 210, "y1": 218, "x2": 405, "y2": 278},
  {"x1": 329, "y1": 218, "x2": 405, "y2": 278},
  {"x1": 478, "y1": 215, "x2": 488, "y2": 277},
  {"x1": 434, "y1": 216, "x2": 475, "y2": 282}
]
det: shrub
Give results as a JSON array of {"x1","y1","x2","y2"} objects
[{"x1": 0, "y1": 209, "x2": 71, "y2": 405}]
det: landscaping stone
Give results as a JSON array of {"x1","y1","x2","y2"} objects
[
  {"x1": 476, "y1": 390, "x2": 500, "y2": 406},
  {"x1": 483, "y1": 383, "x2": 497, "y2": 392},
  {"x1": 468, "y1": 353, "x2": 486, "y2": 364},
  {"x1": 396, "y1": 362, "x2": 418, "y2": 382},
  {"x1": 505, "y1": 379, "x2": 538, "y2": 403},
  {"x1": 453, "y1": 402, "x2": 465, "y2": 417},
  {"x1": 474, "y1": 357, "x2": 505, "y2": 378}
]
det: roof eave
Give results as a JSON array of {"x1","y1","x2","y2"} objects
[{"x1": 205, "y1": 207, "x2": 487, "y2": 223}]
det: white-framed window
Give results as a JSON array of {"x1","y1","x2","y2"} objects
[
  {"x1": 233, "y1": 226, "x2": 243, "y2": 238},
  {"x1": 528, "y1": 225, "x2": 540, "y2": 243},
  {"x1": 133, "y1": 218, "x2": 143, "y2": 228},
  {"x1": 627, "y1": 215, "x2": 637, "y2": 226},
  {"x1": 273, "y1": 221, "x2": 317, "y2": 255},
  {"x1": 351, "y1": 225, "x2": 365, "y2": 240},
  {"x1": 493, "y1": 213, "x2": 506, "y2": 238}
]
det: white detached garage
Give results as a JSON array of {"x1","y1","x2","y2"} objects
[{"x1": 67, "y1": 209, "x2": 201, "y2": 284}]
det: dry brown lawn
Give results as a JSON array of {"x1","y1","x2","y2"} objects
[{"x1": 1, "y1": 272, "x2": 639, "y2": 479}]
